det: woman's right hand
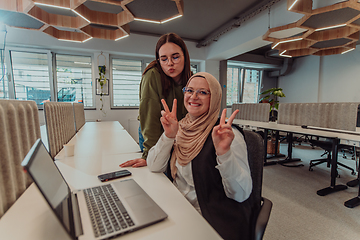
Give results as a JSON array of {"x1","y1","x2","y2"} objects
[{"x1": 160, "y1": 99, "x2": 178, "y2": 138}]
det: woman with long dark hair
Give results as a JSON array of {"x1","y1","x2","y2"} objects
[{"x1": 120, "y1": 33, "x2": 192, "y2": 167}]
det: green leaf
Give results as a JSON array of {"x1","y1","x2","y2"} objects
[{"x1": 260, "y1": 87, "x2": 285, "y2": 99}]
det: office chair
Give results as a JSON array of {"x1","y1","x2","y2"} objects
[
  {"x1": 44, "y1": 102, "x2": 76, "y2": 158},
  {"x1": 0, "y1": 99, "x2": 41, "y2": 218},
  {"x1": 72, "y1": 102, "x2": 86, "y2": 132},
  {"x1": 243, "y1": 129, "x2": 273, "y2": 240},
  {"x1": 308, "y1": 138, "x2": 356, "y2": 176}
]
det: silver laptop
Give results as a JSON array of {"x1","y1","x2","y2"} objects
[{"x1": 21, "y1": 139, "x2": 168, "y2": 240}]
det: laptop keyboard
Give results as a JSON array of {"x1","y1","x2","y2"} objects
[{"x1": 84, "y1": 184, "x2": 135, "y2": 237}]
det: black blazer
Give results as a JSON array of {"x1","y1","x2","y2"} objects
[{"x1": 167, "y1": 120, "x2": 253, "y2": 240}]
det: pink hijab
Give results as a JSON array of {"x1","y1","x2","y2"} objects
[{"x1": 170, "y1": 72, "x2": 222, "y2": 178}]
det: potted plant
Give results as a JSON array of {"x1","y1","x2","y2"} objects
[
  {"x1": 259, "y1": 87, "x2": 285, "y2": 122},
  {"x1": 259, "y1": 87, "x2": 286, "y2": 155},
  {"x1": 259, "y1": 87, "x2": 285, "y2": 110},
  {"x1": 98, "y1": 65, "x2": 107, "y2": 116}
]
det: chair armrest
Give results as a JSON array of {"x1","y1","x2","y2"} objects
[{"x1": 255, "y1": 197, "x2": 273, "y2": 240}]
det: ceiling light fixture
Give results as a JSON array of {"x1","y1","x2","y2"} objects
[
  {"x1": 315, "y1": 24, "x2": 347, "y2": 32},
  {"x1": 161, "y1": 14, "x2": 182, "y2": 24},
  {"x1": 341, "y1": 48, "x2": 355, "y2": 54},
  {"x1": 288, "y1": 0, "x2": 300, "y2": 10},
  {"x1": 134, "y1": 18, "x2": 161, "y2": 24},
  {"x1": 58, "y1": 39, "x2": 83, "y2": 43},
  {"x1": 279, "y1": 50, "x2": 292, "y2": 58},
  {"x1": 34, "y1": 2, "x2": 71, "y2": 10},
  {"x1": 82, "y1": 37, "x2": 93, "y2": 43},
  {"x1": 71, "y1": 10, "x2": 91, "y2": 23},
  {"x1": 263, "y1": 0, "x2": 359, "y2": 57},
  {"x1": 0, "y1": 0, "x2": 184, "y2": 42},
  {"x1": 115, "y1": 35, "x2": 129, "y2": 41},
  {"x1": 272, "y1": 37, "x2": 303, "y2": 49}
]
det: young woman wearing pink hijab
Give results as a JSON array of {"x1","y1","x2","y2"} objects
[{"x1": 147, "y1": 72, "x2": 253, "y2": 240}]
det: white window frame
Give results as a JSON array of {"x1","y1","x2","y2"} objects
[
  {"x1": 110, "y1": 55, "x2": 150, "y2": 109},
  {"x1": 6, "y1": 47, "x2": 53, "y2": 107},
  {"x1": 227, "y1": 61, "x2": 263, "y2": 107},
  {"x1": 3, "y1": 47, "x2": 95, "y2": 109},
  {"x1": 53, "y1": 51, "x2": 94, "y2": 108}
]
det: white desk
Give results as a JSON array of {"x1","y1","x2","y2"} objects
[
  {"x1": 55, "y1": 121, "x2": 141, "y2": 161},
  {"x1": 0, "y1": 121, "x2": 222, "y2": 240},
  {"x1": 233, "y1": 119, "x2": 360, "y2": 143},
  {"x1": 233, "y1": 119, "x2": 360, "y2": 197}
]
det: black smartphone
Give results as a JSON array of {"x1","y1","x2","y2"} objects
[{"x1": 98, "y1": 169, "x2": 132, "y2": 182}]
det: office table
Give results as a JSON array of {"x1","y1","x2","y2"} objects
[
  {"x1": 0, "y1": 121, "x2": 222, "y2": 240},
  {"x1": 233, "y1": 119, "x2": 360, "y2": 197},
  {"x1": 55, "y1": 121, "x2": 141, "y2": 161}
]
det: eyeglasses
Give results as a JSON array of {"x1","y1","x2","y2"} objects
[
  {"x1": 182, "y1": 87, "x2": 211, "y2": 98},
  {"x1": 159, "y1": 53, "x2": 183, "y2": 65}
]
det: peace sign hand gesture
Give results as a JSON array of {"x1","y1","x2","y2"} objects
[
  {"x1": 160, "y1": 99, "x2": 179, "y2": 138},
  {"x1": 212, "y1": 109, "x2": 239, "y2": 156}
]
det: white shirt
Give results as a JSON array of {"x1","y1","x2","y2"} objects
[{"x1": 147, "y1": 126, "x2": 252, "y2": 213}]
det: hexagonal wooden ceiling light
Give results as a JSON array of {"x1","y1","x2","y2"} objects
[
  {"x1": 263, "y1": 0, "x2": 360, "y2": 57},
  {"x1": 0, "y1": 0, "x2": 184, "y2": 42}
]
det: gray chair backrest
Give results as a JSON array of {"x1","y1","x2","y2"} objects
[
  {"x1": 73, "y1": 102, "x2": 85, "y2": 132},
  {"x1": 44, "y1": 102, "x2": 76, "y2": 158},
  {"x1": 0, "y1": 99, "x2": 40, "y2": 218},
  {"x1": 278, "y1": 102, "x2": 359, "y2": 131},
  {"x1": 242, "y1": 129, "x2": 265, "y2": 240},
  {"x1": 243, "y1": 129, "x2": 264, "y2": 209},
  {"x1": 232, "y1": 103, "x2": 270, "y2": 122}
]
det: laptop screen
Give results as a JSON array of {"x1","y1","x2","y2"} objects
[{"x1": 22, "y1": 139, "x2": 73, "y2": 234}]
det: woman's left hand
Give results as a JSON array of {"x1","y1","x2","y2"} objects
[
  {"x1": 119, "y1": 158, "x2": 147, "y2": 168},
  {"x1": 212, "y1": 109, "x2": 239, "y2": 156}
]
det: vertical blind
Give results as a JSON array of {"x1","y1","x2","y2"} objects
[{"x1": 112, "y1": 58, "x2": 142, "y2": 107}]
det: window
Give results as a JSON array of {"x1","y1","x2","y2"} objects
[
  {"x1": 226, "y1": 67, "x2": 242, "y2": 106},
  {"x1": 55, "y1": 54, "x2": 93, "y2": 107},
  {"x1": 242, "y1": 69, "x2": 261, "y2": 103},
  {"x1": 190, "y1": 64, "x2": 198, "y2": 74},
  {"x1": 112, "y1": 59, "x2": 199, "y2": 108},
  {"x1": 226, "y1": 62, "x2": 262, "y2": 106},
  {"x1": 112, "y1": 58, "x2": 142, "y2": 107},
  {"x1": 0, "y1": 49, "x2": 8, "y2": 99},
  {"x1": 11, "y1": 51, "x2": 51, "y2": 106},
  {"x1": 3, "y1": 48, "x2": 199, "y2": 109}
]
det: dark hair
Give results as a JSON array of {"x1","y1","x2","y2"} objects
[{"x1": 144, "y1": 33, "x2": 192, "y2": 98}]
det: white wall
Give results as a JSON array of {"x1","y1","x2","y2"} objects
[
  {"x1": 261, "y1": 72, "x2": 278, "y2": 94},
  {"x1": 278, "y1": 48, "x2": 360, "y2": 103},
  {"x1": 320, "y1": 48, "x2": 360, "y2": 102}
]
